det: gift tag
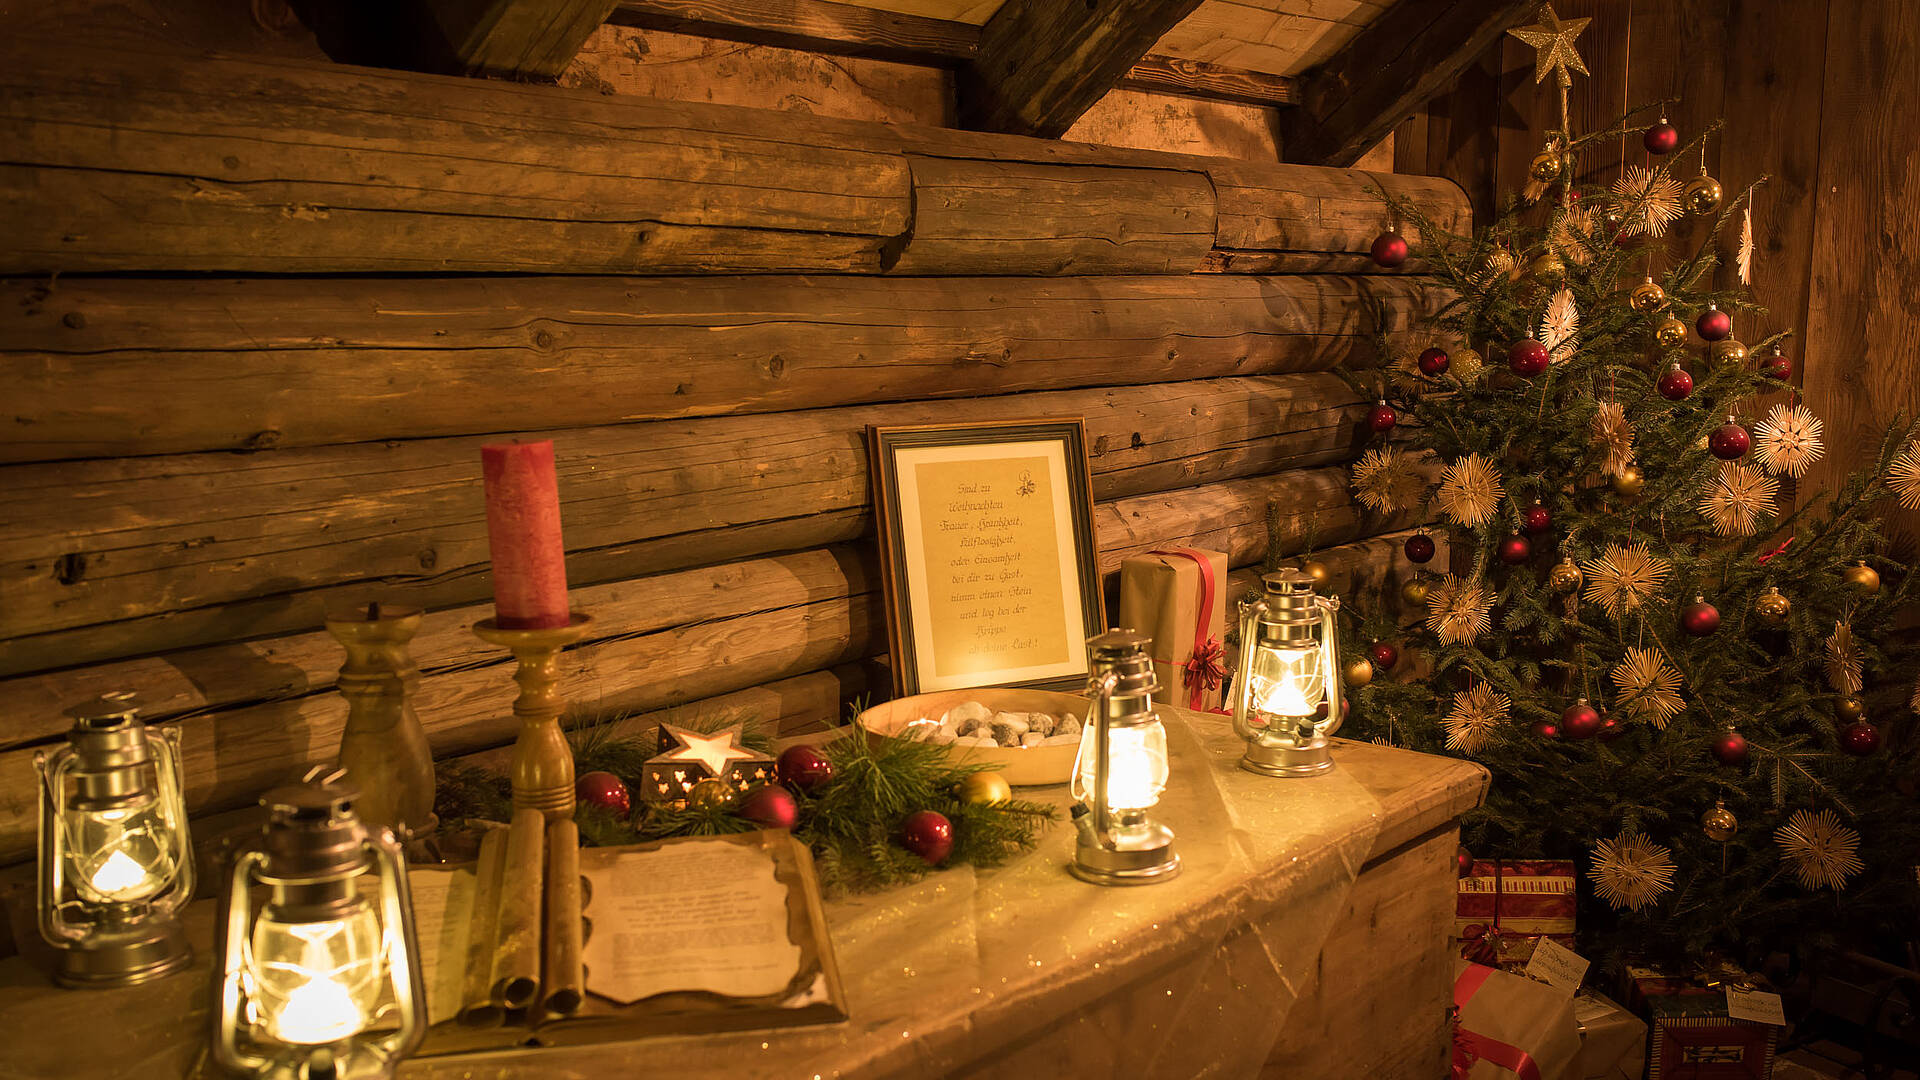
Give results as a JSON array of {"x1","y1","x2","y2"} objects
[
  {"x1": 1725, "y1": 987, "x2": 1786, "y2": 1026},
  {"x1": 1522, "y1": 936, "x2": 1589, "y2": 996}
]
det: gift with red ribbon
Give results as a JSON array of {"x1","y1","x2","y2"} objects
[
  {"x1": 1457, "y1": 859, "x2": 1578, "y2": 970},
  {"x1": 1118, "y1": 548, "x2": 1230, "y2": 713},
  {"x1": 1453, "y1": 960, "x2": 1582, "y2": 1080}
]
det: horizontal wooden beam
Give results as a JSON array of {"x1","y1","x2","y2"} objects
[
  {"x1": 0, "y1": 41, "x2": 1466, "y2": 276},
  {"x1": 1, "y1": 274, "x2": 1439, "y2": 462},
  {"x1": 1118, "y1": 55, "x2": 1300, "y2": 108}
]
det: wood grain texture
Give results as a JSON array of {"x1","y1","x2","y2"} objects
[
  {"x1": 1392, "y1": 39, "x2": 1499, "y2": 225},
  {"x1": 1151, "y1": 0, "x2": 1388, "y2": 77},
  {"x1": 420, "y1": 0, "x2": 622, "y2": 77},
  {"x1": 1065, "y1": 87, "x2": 1282, "y2": 161},
  {"x1": 1208, "y1": 160, "x2": 1472, "y2": 271},
  {"x1": 1279, "y1": 0, "x2": 1535, "y2": 168},
  {"x1": 1, "y1": 274, "x2": 1437, "y2": 462},
  {"x1": 956, "y1": 0, "x2": 1205, "y2": 138},
  {"x1": 611, "y1": 0, "x2": 981, "y2": 62},
  {"x1": 1117, "y1": 54, "x2": 1298, "y2": 106}
]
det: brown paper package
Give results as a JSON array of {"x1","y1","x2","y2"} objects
[{"x1": 1117, "y1": 549, "x2": 1229, "y2": 711}]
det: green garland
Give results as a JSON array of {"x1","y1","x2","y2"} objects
[{"x1": 434, "y1": 722, "x2": 1058, "y2": 893}]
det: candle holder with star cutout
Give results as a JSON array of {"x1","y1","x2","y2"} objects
[{"x1": 641, "y1": 723, "x2": 776, "y2": 804}]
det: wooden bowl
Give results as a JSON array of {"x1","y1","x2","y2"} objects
[{"x1": 855, "y1": 688, "x2": 1089, "y2": 788}]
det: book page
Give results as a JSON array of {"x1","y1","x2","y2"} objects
[
  {"x1": 406, "y1": 866, "x2": 477, "y2": 1026},
  {"x1": 582, "y1": 839, "x2": 802, "y2": 1003}
]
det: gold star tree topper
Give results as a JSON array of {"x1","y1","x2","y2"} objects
[{"x1": 1508, "y1": 3, "x2": 1591, "y2": 87}]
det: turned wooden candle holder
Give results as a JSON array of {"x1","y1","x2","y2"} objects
[
  {"x1": 326, "y1": 602, "x2": 438, "y2": 844},
  {"x1": 472, "y1": 613, "x2": 592, "y2": 821}
]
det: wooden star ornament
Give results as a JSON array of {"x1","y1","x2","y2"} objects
[{"x1": 1508, "y1": 3, "x2": 1592, "y2": 87}]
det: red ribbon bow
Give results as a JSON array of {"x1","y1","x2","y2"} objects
[
  {"x1": 1757, "y1": 535, "x2": 1794, "y2": 564},
  {"x1": 1185, "y1": 637, "x2": 1227, "y2": 695}
]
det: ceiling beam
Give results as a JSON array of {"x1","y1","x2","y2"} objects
[
  {"x1": 1279, "y1": 0, "x2": 1536, "y2": 167},
  {"x1": 1121, "y1": 55, "x2": 1298, "y2": 108},
  {"x1": 416, "y1": 0, "x2": 621, "y2": 77},
  {"x1": 956, "y1": 0, "x2": 1207, "y2": 138}
]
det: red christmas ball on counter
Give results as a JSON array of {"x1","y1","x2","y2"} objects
[
  {"x1": 576, "y1": 771, "x2": 631, "y2": 816},
  {"x1": 777, "y1": 744, "x2": 836, "y2": 794},
  {"x1": 1596, "y1": 714, "x2": 1627, "y2": 742},
  {"x1": 1522, "y1": 503, "x2": 1552, "y2": 535},
  {"x1": 1696, "y1": 305, "x2": 1733, "y2": 342},
  {"x1": 1418, "y1": 346, "x2": 1451, "y2": 376},
  {"x1": 900, "y1": 809, "x2": 954, "y2": 865},
  {"x1": 1367, "y1": 641, "x2": 1400, "y2": 671},
  {"x1": 1643, "y1": 119, "x2": 1680, "y2": 155},
  {"x1": 1561, "y1": 700, "x2": 1602, "y2": 740},
  {"x1": 1711, "y1": 731, "x2": 1750, "y2": 766},
  {"x1": 1507, "y1": 338, "x2": 1551, "y2": 377},
  {"x1": 1370, "y1": 230, "x2": 1410, "y2": 268},
  {"x1": 1762, "y1": 351, "x2": 1793, "y2": 380},
  {"x1": 1368, "y1": 401, "x2": 1398, "y2": 433},
  {"x1": 1499, "y1": 533, "x2": 1532, "y2": 564},
  {"x1": 1839, "y1": 721, "x2": 1883, "y2": 756},
  {"x1": 1680, "y1": 597, "x2": 1721, "y2": 636},
  {"x1": 1709, "y1": 420, "x2": 1751, "y2": 460},
  {"x1": 738, "y1": 784, "x2": 799, "y2": 830},
  {"x1": 1531, "y1": 718, "x2": 1562, "y2": 741},
  {"x1": 1657, "y1": 364, "x2": 1694, "y2": 401},
  {"x1": 1404, "y1": 532, "x2": 1437, "y2": 564}
]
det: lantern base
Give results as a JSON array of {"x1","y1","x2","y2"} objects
[
  {"x1": 1239, "y1": 738, "x2": 1335, "y2": 777},
  {"x1": 53, "y1": 917, "x2": 191, "y2": 989},
  {"x1": 1070, "y1": 820, "x2": 1180, "y2": 886}
]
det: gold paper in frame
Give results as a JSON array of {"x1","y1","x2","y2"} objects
[{"x1": 868, "y1": 419, "x2": 1105, "y2": 696}]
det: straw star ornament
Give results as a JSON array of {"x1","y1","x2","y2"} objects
[
  {"x1": 1581, "y1": 542, "x2": 1670, "y2": 620},
  {"x1": 1591, "y1": 400, "x2": 1635, "y2": 477},
  {"x1": 1435, "y1": 453, "x2": 1505, "y2": 528},
  {"x1": 1426, "y1": 574, "x2": 1495, "y2": 646},
  {"x1": 1737, "y1": 206, "x2": 1755, "y2": 285},
  {"x1": 1611, "y1": 647, "x2": 1685, "y2": 728},
  {"x1": 1886, "y1": 440, "x2": 1920, "y2": 509},
  {"x1": 1508, "y1": 3, "x2": 1591, "y2": 86},
  {"x1": 1350, "y1": 446, "x2": 1426, "y2": 514},
  {"x1": 1612, "y1": 167, "x2": 1686, "y2": 238},
  {"x1": 1826, "y1": 621, "x2": 1863, "y2": 696},
  {"x1": 1542, "y1": 288, "x2": 1579, "y2": 361},
  {"x1": 1775, "y1": 809, "x2": 1864, "y2": 891},
  {"x1": 1443, "y1": 683, "x2": 1512, "y2": 754},
  {"x1": 1589, "y1": 830, "x2": 1676, "y2": 912},
  {"x1": 1753, "y1": 403, "x2": 1825, "y2": 479},
  {"x1": 1699, "y1": 462, "x2": 1779, "y2": 537}
]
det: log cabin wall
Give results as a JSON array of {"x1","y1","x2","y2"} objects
[{"x1": 0, "y1": 0, "x2": 1471, "y2": 881}]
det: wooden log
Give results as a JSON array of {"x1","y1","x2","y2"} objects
[
  {"x1": 0, "y1": 274, "x2": 1436, "y2": 462},
  {"x1": 1118, "y1": 56, "x2": 1300, "y2": 108},
  {"x1": 0, "y1": 467, "x2": 1396, "y2": 862},
  {"x1": 1207, "y1": 161, "x2": 1470, "y2": 274},
  {"x1": 0, "y1": 40, "x2": 1467, "y2": 275},
  {"x1": 0, "y1": 374, "x2": 1371, "y2": 673},
  {"x1": 417, "y1": 0, "x2": 622, "y2": 78}
]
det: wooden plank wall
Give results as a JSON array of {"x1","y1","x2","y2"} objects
[
  {"x1": 1395, "y1": 0, "x2": 1918, "y2": 538},
  {"x1": 0, "y1": 35, "x2": 1467, "y2": 868}
]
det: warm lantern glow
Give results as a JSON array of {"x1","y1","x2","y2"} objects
[
  {"x1": 1073, "y1": 720, "x2": 1170, "y2": 812},
  {"x1": 247, "y1": 903, "x2": 384, "y2": 1046},
  {"x1": 1249, "y1": 644, "x2": 1326, "y2": 719},
  {"x1": 63, "y1": 801, "x2": 176, "y2": 905}
]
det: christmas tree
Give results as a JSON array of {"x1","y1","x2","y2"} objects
[{"x1": 1325, "y1": 5, "x2": 1920, "y2": 969}]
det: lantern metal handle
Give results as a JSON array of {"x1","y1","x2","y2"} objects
[
  {"x1": 213, "y1": 848, "x2": 273, "y2": 1076},
  {"x1": 149, "y1": 729, "x2": 195, "y2": 917},
  {"x1": 35, "y1": 747, "x2": 83, "y2": 946},
  {"x1": 1317, "y1": 596, "x2": 1344, "y2": 737},
  {"x1": 1077, "y1": 671, "x2": 1121, "y2": 850},
  {"x1": 1229, "y1": 595, "x2": 1266, "y2": 743}
]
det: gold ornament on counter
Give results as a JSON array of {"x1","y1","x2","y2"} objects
[
  {"x1": 1442, "y1": 683, "x2": 1512, "y2": 755},
  {"x1": 1753, "y1": 586, "x2": 1792, "y2": 626},
  {"x1": 1581, "y1": 542, "x2": 1671, "y2": 621},
  {"x1": 1711, "y1": 339, "x2": 1748, "y2": 368},
  {"x1": 1435, "y1": 452, "x2": 1506, "y2": 529},
  {"x1": 1654, "y1": 317, "x2": 1689, "y2": 347},
  {"x1": 1753, "y1": 402, "x2": 1826, "y2": 479},
  {"x1": 1629, "y1": 277, "x2": 1667, "y2": 312},
  {"x1": 1843, "y1": 561, "x2": 1881, "y2": 596},
  {"x1": 1401, "y1": 575, "x2": 1433, "y2": 606},
  {"x1": 1611, "y1": 464, "x2": 1647, "y2": 497},
  {"x1": 1299, "y1": 560, "x2": 1331, "y2": 590},
  {"x1": 958, "y1": 771, "x2": 1012, "y2": 806},
  {"x1": 1549, "y1": 557, "x2": 1583, "y2": 593},
  {"x1": 1775, "y1": 808, "x2": 1864, "y2": 891},
  {"x1": 1684, "y1": 174, "x2": 1724, "y2": 215},
  {"x1": 687, "y1": 778, "x2": 735, "y2": 810},
  {"x1": 1836, "y1": 696, "x2": 1866, "y2": 722},
  {"x1": 1589, "y1": 829, "x2": 1677, "y2": 912},
  {"x1": 1343, "y1": 656, "x2": 1376, "y2": 689},
  {"x1": 1702, "y1": 800, "x2": 1738, "y2": 842}
]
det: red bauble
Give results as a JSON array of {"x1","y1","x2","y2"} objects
[
  {"x1": 1368, "y1": 401, "x2": 1398, "y2": 433},
  {"x1": 1657, "y1": 365, "x2": 1694, "y2": 401},
  {"x1": 1709, "y1": 421, "x2": 1751, "y2": 460},
  {"x1": 1643, "y1": 120, "x2": 1680, "y2": 155},
  {"x1": 1762, "y1": 352, "x2": 1793, "y2": 380},
  {"x1": 1839, "y1": 721, "x2": 1883, "y2": 756},
  {"x1": 1499, "y1": 534, "x2": 1532, "y2": 564},
  {"x1": 1404, "y1": 533, "x2": 1437, "y2": 564},
  {"x1": 738, "y1": 784, "x2": 799, "y2": 830},
  {"x1": 900, "y1": 809, "x2": 954, "y2": 865},
  {"x1": 1367, "y1": 641, "x2": 1400, "y2": 671},
  {"x1": 1507, "y1": 338, "x2": 1551, "y2": 377},
  {"x1": 576, "y1": 771, "x2": 631, "y2": 816},
  {"x1": 1711, "y1": 731, "x2": 1750, "y2": 766},
  {"x1": 1371, "y1": 231, "x2": 1409, "y2": 268},
  {"x1": 776, "y1": 744, "x2": 836, "y2": 794},
  {"x1": 1560, "y1": 701, "x2": 1603, "y2": 740},
  {"x1": 1680, "y1": 597, "x2": 1721, "y2": 636},
  {"x1": 1531, "y1": 719, "x2": 1562, "y2": 740},
  {"x1": 1418, "y1": 346, "x2": 1451, "y2": 376},
  {"x1": 1696, "y1": 306, "x2": 1733, "y2": 342},
  {"x1": 1455, "y1": 845, "x2": 1474, "y2": 878},
  {"x1": 1596, "y1": 714, "x2": 1626, "y2": 742},
  {"x1": 1522, "y1": 504, "x2": 1552, "y2": 534}
]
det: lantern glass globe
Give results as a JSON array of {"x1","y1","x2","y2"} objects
[{"x1": 248, "y1": 901, "x2": 385, "y2": 1046}]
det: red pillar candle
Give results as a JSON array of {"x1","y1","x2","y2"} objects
[{"x1": 481, "y1": 439, "x2": 571, "y2": 628}]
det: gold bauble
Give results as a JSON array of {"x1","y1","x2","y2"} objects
[
  {"x1": 1484, "y1": 248, "x2": 1517, "y2": 279},
  {"x1": 1529, "y1": 249, "x2": 1565, "y2": 281},
  {"x1": 688, "y1": 778, "x2": 735, "y2": 810},
  {"x1": 1549, "y1": 557, "x2": 1583, "y2": 593},
  {"x1": 1529, "y1": 149, "x2": 1563, "y2": 184},
  {"x1": 1612, "y1": 466, "x2": 1647, "y2": 497},
  {"x1": 1753, "y1": 586, "x2": 1791, "y2": 626},
  {"x1": 1299, "y1": 560, "x2": 1331, "y2": 590},
  {"x1": 1843, "y1": 561, "x2": 1882, "y2": 596},
  {"x1": 958, "y1": 771, "x2": 1012, "y2": 806},
  {"x1": 1835, "y1": 697, "x2": 1866, "y2": 722},
  {"x1": 1629, "y1": 278, "x2": 1667, "y2": 312},
  {"x1": 1701, "y1": 800, "x2": 1738, "y2": 843},
  {"x1": 1343, "y1": 656, "x2": 1376, "y2": 689},
  {"x1": 1401, "y1": 576, "x2": 1433, "y2": 606},
  {"x1": 1654, "y1": 317, "x2": 1689, "y2": 347},
  {"x1": 1684, "y1": 174, "x2": 1724, "y2": 215},
  {"x1": 1711, "y1": 339, "x2": 1748, "y2": 368}
]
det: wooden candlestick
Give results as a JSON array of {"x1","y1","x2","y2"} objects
[
  {"x1": 327, "y1": 602, "x2": 437, "y2": 844},
  {"x1": 472, "y1": 612, "x2": 592, "y2": 820}
]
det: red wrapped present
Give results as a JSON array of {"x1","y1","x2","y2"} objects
[
  {"x1": 1452, "y1": 960, "x2": 1582, "y2": 1080},
  {"x1": 1456, "y1": 859, "x2": 1577, "y2": 969},
  {"x1": 1118, "y1": 548, "x2": 1229, "y2": 712},
  {"x1": 1624, "y1": 967, "x2": 1777, "y2": 1080}
]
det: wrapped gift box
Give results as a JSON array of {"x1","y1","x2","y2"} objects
[
  {"x1": 1625, "y1": 967, "x2": 1777, "y2": 1080},
  {"x1": 1574, "y1": 990, "x2": 1648, "y2": 1080},
  {"x1": 1456, "y1": 859, "x2": 1577, "y2": 970},
  {"x1": 1117, "y1": 548, "x2": 1229, "y2": 712},
  {"x1": 1454, "y1": 959, "x2": 1582, "y2": 1080}
]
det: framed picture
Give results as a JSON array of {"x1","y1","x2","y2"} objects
[{"x1": 868, "y1": 419, "x2": 1106, "y2": 696}]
